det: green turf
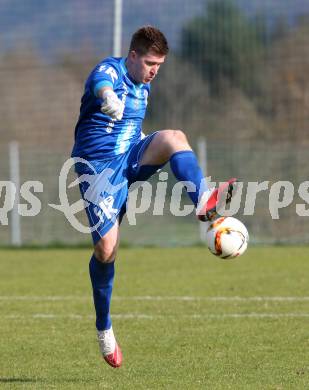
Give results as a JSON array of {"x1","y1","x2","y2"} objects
[{"x1": 0, "y1": 247, "x2": 308, "y2": 389}]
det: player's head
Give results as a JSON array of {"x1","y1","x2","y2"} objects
[
  {"x1": 129, "y1": 26, "x2": 169, "y2": 57},
  {"x1": 126, "y1": 26, "x2": 169, "y2": 84}
]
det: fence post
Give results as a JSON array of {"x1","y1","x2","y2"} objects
[
  {"x1": 9, "y1": 141, "x2": 21, "y2": 246},
  {"x1": 197, "y1": 137, "x2": 207, "y2": 242},
  {"x1": 113, "y1": 0, "x2": 123, "y2": 57}
]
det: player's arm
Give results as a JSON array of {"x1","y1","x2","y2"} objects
[
  {"x1": 91, "y1": 63, "x2": 124, "y2": 121},
  {"x1": 97, "y1": 86, "x2": 124, "y2": 121}
]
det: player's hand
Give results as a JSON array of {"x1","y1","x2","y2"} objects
[{"x1": 100, "y1": 90, "x2": 124, "y2": 121}]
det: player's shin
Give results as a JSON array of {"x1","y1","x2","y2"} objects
[
  {"x1": 170, "y1": 150, "x2": 209, "y2": 207},
  {"x1": 89, "y1": 255, "x2": 115, "y2": 331}
]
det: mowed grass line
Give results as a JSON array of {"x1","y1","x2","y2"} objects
[{"x1": 0, "y1": 247, "x2": 308, "y2": 389}]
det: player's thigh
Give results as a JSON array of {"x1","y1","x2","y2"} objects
[
  {"x1": 139, "y1": 129, "x2": 191, "y2": 166},
  {"x1": 94, "y1": 219, "x2": 120, "y2": 263}
]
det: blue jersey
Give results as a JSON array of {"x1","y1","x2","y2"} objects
[{"x1": 72, "y1": 57, "x2": 150, "y2": 161}]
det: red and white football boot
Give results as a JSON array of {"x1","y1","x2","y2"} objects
[
  {"x1": 197, "y1": 178, "x2": 238, "y2": 221},
  {"x1": 97, "y1": 327, "x2": 122, "y2": 368}
]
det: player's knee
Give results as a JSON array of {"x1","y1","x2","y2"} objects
[
  {"x1": 161, "y1": 129, "x2": 185, "y2": 140},
  {"x1": 159, "y1": 129, "x2": 188, "y2": 146},
  {"x1": 94, "y1": 242, "x2": 117, "y2": 264},
  {"x1": 173, "y1": 129, "x2": 188, "y2": 142}
]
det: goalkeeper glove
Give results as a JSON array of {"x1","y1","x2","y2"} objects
[{"x1": 100, "y1": 90, "x2": 124, "y2": 121}]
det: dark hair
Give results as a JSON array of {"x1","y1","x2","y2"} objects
[{"x1": 129, "y1": 26, "x2": 169, "y2": 56}]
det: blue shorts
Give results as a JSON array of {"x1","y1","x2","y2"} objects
[{"x1": 76, "y1": 132, "x2": 163, "y2": 244}]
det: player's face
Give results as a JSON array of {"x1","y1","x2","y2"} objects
[{"x1": 128, "y1": 50, "x2": 166, "y2": 84}]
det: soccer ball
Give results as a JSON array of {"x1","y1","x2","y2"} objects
[{"x1": 205, "y1": 216, "x2": 249, "y2": 259}]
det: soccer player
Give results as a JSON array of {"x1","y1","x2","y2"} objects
[{"x1": 72, "y1": 26, "x2": 236, "y2": 368}]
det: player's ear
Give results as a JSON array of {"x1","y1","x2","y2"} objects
[{"x1": 128, "y1": 50, "x2": 137, "y2": 61}]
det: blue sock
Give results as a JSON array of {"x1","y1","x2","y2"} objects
[
  {"x1": 89, "y1": 255, "x2": 115, "y2": 331},
  {"x1": 170, "y1": 150, "x2": 207, "y2": 207}
]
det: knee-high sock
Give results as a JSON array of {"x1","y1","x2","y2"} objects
[
  {"x1": 170, "y1": 150, "x2": 208, "y2": 207},
  {"x1": 89, "y1": 255, "x2": 115, "y2": 331}
]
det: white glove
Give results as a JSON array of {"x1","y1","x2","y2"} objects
[{"x1": 100, "y1": 89, "x2": 124, "y2": 121}]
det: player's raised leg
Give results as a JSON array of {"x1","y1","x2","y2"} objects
[
  {"x1": 89, "y1": 221, "x2": 122, "y2": 368},
  {"x1": 139, "y1": 129, "x2": 237, "y2": 220}
]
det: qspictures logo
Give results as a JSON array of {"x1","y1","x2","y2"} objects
[{"x1": 1, "y1": 157, "x2": 309, "y2": 233}]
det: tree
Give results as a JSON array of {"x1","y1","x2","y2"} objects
[{"x1": 181, "y1": 0, "x2": 265, "y2": 96}]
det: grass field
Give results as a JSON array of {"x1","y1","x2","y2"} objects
[{"x1": 0, "y1": 247, "x2": 308, "y2": 389}]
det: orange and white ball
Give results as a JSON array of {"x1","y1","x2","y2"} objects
[{"x1": 206, "y1": 217, "x2": 249, "y2": 259}]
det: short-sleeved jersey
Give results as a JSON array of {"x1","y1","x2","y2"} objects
[{"x1": 71, "y1": 57, "x2": 150, "y2": 161}]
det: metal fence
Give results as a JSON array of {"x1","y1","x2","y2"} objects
[{"x1": 0, "y1": 0, "x2": 308, "y2": 246}]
